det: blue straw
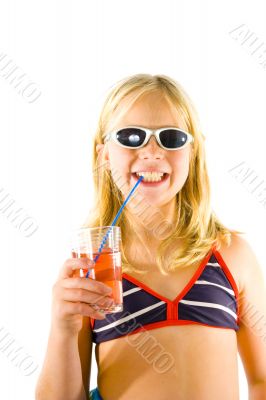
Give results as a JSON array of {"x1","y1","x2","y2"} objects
[{"x1": 85, "y1": 176, "x2": 144, "y2": 278}]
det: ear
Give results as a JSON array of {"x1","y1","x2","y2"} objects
[
  {"x1": 96, "y1": 143, "x2": 104, "y2": 154},
  {"x1": 96, "y1": 143, "x2": 110, "y2": 169}
]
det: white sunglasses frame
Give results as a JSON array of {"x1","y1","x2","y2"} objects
[{"x1": 104, "y1": 125, "x2": 194, "y2": 151}]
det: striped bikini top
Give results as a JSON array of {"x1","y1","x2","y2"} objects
[{"x1": 90, "y1": 246, "x2": 240, "y2": 344}]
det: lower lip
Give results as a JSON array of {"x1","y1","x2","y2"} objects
[{"x1": 131, "y1": 173, "x2": 169, "y2": 187}]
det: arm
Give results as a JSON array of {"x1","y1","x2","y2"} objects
[
  {"x1": 78, "y1": 317, "x2": 93, "y2": 399},
  {"x1": 234, "y1": 237, "x2": 266, "y2": 399},
  {"x1": 35, "y1": 317, "x2": 92, "y2": 400},
  {"x1": 35, "y1": 258, "x2": 109, "y2": 400}
]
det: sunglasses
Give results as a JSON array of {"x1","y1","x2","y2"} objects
[{"x1": 104, "y1": 126, "x2": 194, "y2": 151}]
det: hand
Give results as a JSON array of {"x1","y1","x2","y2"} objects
[{"x1": 51, "y1": 258, "x2": 114, "y2": 335}]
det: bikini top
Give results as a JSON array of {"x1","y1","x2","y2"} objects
[{"x1": 90, "y1": 246, "x2": 240, "y2": 344}]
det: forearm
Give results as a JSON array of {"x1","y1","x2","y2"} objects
[
  {"x1": 35, "y1": 327, "x2": 87, "y2": 400},
  {"x1": 249, "y1": 382, "x2": 266, "y2": 400}
]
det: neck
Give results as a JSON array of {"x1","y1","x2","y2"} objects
[
  {"x1": 123, "y1": 199, "x2": 182, "y2": 273},
  {"x1": 124, "y1": 197, "x2": 178, "y2": 243}
]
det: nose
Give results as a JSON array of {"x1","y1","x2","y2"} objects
[{"x1": 138, "y1": 135, "x2": 164, "y2": 159}]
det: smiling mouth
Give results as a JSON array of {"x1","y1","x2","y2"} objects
[{"x1": 131, "y1": 172, "x2": 169, "y2": 185}]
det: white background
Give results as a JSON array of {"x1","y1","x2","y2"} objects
[{"x1": 0, "y1": 0, "x2": 266, "y2": 399}]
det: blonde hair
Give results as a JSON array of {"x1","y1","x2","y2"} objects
[{"x1": 83, "y1": 73, "x2": 244, "y2": 276}]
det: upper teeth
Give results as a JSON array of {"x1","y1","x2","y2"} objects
[{"x1": 136, "y1": 171, "x2": 165, "y2": 182}]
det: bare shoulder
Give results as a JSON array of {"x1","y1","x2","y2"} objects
[{"x1": 215, "y1": 233, "x2": 263, "y2": 295}]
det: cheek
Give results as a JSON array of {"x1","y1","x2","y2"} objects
[
  {"x1": 171, "y1": 149, "x2": 190, "y2": 169},
  {"x1": 108, "y1": 147, "x2": 132, "y2": 177},
  {"x1": 170, "y1": 150, "x2": 191, "y2": 182},
  {"x1": 109, "y1": 147, "x2": 126, "y2": 166}
]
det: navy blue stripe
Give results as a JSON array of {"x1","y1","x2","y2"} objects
[
  {"x1": 92, "y1": 303, "x2": 167, "y2": 343},
  {"x1": 199, "y1": 265, "x2": 233, "y2": 290},
  {"x1": 183, "y1": 284, "x2": 237, "y2": 313},
  {"x1": 94, "y1": 288, "x2": 164, "y2": 327},
  {"x1": 208, "y1": 254, "x2": 218, "y2": 263},
  {"x1": 122, "y1": 278, "x2": 138, "y2": 291},
  {"x1": 178, "y1": 301, "x2": 239, "y2": 330}
]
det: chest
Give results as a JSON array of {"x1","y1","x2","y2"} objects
[
  {"x1": 123, "y1": 262, "x2": 202, "y2": 302},
  {"x1": 125, "y1": 241, "x2": 242, "y2": 298},
  {"x1": 124, "y1": 240, "x2": 203, "y2": 301}
]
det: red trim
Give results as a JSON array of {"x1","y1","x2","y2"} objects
[
  {"x1": 168, "y1": 303, "x2": 175, "y2": 320},
  {"x1": 212, "y1": 247, "x2": 240, "y2": 324},
  {"x1": 175, "y1": 320, "x2": 235, "y2": 329},
  {"x1": 173, "y1": 248, "x2": 214, "y2": 304},
  {"x1": 122, "y1": 247, "x2": 214, "y2": 305},
  {"x1": 90, "y1": 317, "x2": 95, "y2": 330}
]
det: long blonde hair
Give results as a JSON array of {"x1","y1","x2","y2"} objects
[{"x1": 83, "y1": 73, "x2": 244, "y2": 276}]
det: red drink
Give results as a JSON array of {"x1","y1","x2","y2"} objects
[{"x1": 71, "y1": 248, "x2": 123, "y2": 313}]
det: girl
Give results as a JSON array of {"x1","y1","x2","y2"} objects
[{"x1": 35, "y1": 74, "x2": 266, "y2": 400}]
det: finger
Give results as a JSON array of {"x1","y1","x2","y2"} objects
[
  {"x1": 61, "y1": 276, "x2": 113, "y2": 296},
  {"x1": 60, "y1": 300, "x2": 107, "y2": 320},
  {"x1": 61, "y1": 287, "x2": 114, "y2": 307},
  {"x1": 58, "y1": 258, "x2": 95, "y2": 279}
]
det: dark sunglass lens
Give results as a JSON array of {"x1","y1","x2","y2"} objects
[
  {"x1": 116, "y1": 128, "x2": 146, "y2": 147},
  {"x1": 160, "y1": 129, "x2": 188, "y2": 148}
]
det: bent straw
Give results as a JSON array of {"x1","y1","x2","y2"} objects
[{"x1": 85, "y1": 176, "x2": 144, "y2": 278}]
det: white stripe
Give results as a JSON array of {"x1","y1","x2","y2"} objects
[
  {"x1": 207, "y1": 262, "x2": 221, "y2": 267},
  {"x1": 93, "y1": 301, "x2": 165, "y2": 333},
  {"x1": 195, "y1": 280, "x2": 235, "y2": 296},
  {"x1": 179, "y1": 299, "x2": 237, "y2": 320},
  {"x1": 123, "y1": 287, "x2": 142, "y2": 297}
]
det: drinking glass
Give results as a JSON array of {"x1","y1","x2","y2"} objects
[{"x1": 70, "y1": 226, "x2": 123, "y2": 313}]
